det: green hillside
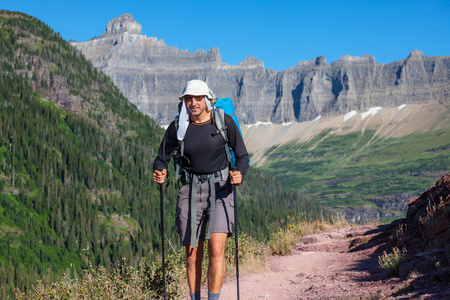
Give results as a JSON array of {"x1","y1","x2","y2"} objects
[
  {"x1": 0, "y1": 10, "x2": 328, "y2": 297},
  {"x1": 261, "y1": 126, "x2": 450, "y2": 221}
]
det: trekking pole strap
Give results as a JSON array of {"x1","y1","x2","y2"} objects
[{"x1": 189, "y1": 175, "x2": 198, "y2": 248}]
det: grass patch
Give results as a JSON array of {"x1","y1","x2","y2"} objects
[
  {"x1": 267, "y1": 214, "x2": 349, "y2": 256},
  {"x1": 268, "y1": 229, "x2": 296, "y2": 256},
  {"x1": 378, "y1": 247, "x2": 406, "y2": 276}
]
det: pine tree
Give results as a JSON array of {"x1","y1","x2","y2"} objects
[{"x1": 67, "y1": 226, "x2": 77, "y2": 253}]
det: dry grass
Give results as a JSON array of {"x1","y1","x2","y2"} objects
[
  {"x1": 300, "y1": 215, "x2": 349, "y2": 234},
  {"x1": 418, "y1": 199, "x2": 447, "y2": 239},
  {"x1": 267, "y1": 214, "x2": 350, "y2": 256},
  {"x1": 408, "y1": 270, "x2": 422, "y2": 279},
  {"x1": 225, "y1": 232, "x2": 269, "y2": 277}
]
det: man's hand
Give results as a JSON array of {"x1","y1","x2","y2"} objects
[
  {"x1": 229, "y1": 169, "x2": 243, "y2": 186},
  {"x1": 153, "y1": 169, "x2": 167, "y2": 184}
]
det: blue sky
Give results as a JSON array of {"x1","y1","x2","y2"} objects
[{"x1": 2, "y1": 0, "x2": 449, "y2": 71}]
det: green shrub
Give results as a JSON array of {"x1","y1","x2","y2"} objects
[
  {"x1": 378, "y1": 247, "x2": 405, "y2": 276},
  {"x1": 268, "y1": 229, "x2": 295, "y2": 256},
  {"x1": 14, "y1": 250, "x2": 189, "y2": 300}
]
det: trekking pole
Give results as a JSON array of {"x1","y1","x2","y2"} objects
[
  {"x1": 231, "y1": 166, "x2": 240, "y2": 300},
  {"x1": 159, "y1": 179, "x2": 167, "y2": 300}
]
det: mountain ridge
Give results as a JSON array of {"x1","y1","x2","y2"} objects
[{"x1": 73, "y1": 14, "x2": 449, "y2": 125}]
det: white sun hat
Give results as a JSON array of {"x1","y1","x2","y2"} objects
[
  {"x1": 178, "y1": 79, "x2": 216, "y2": 101},
  {"x1": 177, "y1": 80, "x2": 217, "y2": 141}
]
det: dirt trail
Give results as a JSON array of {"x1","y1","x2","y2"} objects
[{"x1": 212, "y1": 225, "x2": 447, "y2": 299}]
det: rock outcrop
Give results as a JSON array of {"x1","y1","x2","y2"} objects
[
  {"x1": 385, "y1": 173, "x2": 450, "y2": 279},
  {"x1": 406, "y1": 173, "x2": 450, "y2": 248},
  {"x1": 73, "y1": 14, "x2": 450, "y2": 124},
  {"x1": 103, "y1": 13, "x2": 142, "y2": 36}
]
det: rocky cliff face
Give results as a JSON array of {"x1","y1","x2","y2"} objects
[
  {"x1": 73, "y1": 14, "x2": 450, "y2": 124},
  {"x1": 273, "y1": 51, "x2": 450, "y2": 123}
]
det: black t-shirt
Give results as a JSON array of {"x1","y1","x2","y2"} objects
[{"x1": 153, "y1": 113, "x2": 249, "y2": 176}]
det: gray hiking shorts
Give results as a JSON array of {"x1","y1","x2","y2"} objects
[{"x1": 175, "y1": 171, "x2": 234, "y2": 247}]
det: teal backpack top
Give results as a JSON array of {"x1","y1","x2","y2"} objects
[{"x1": 214, "y1": 98, "x2": 248, "y2": 166}]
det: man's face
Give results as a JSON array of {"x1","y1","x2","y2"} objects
[{"x1": 185, "y1": 95, "x2": 208, "y2": 117}]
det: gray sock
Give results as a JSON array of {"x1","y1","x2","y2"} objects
[
  {"x1": 208, "y1": 291, "x2": 220, "y2": 300},
  {"x1": 190, "y1": 292, "x2": 200, "y2": 300}
]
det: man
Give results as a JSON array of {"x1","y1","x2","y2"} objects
[{"x1": 153, "y1": 80, "x2": 249, "y2": 300}]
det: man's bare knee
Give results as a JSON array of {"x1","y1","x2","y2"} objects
[
  {"x1": 186, "y1": 245, "x2": 203, "y2": 265},
  {"x1": 208, "y1": 234, "x2": 227, "y2": 259},
  {"x1": 208, "y1": 244, "x2": 224, "y2": 259}
]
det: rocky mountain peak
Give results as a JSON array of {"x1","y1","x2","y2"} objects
[
  {"x1": 237, "y1": 56, "x2": 264, "y2": 68},
  {"x1": 407, "y1": 49, "x2": 425, "y2": 60},
  {"x1": 338, "y1": 54, "x2": 375, "y2": 63},
  {"x1": 315, "y1": 55, "x2": 326, "y2": 66},
  {"x1": 104, "y1": 13, "x2": 142, "y2": 36}
]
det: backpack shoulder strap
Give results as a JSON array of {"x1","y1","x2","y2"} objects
[
  {"x1": 213, "y1": 108, "x2": 232, "y2": 164},
  {"x1": 173, "y1": 114, "x2": 183, "y2": 180},
  {"x1": 214, "y1": 108, "x2": 227, "y2": 141},
  {"x1": 174, "y1": 115, "x2": 180, "y2": 131}
]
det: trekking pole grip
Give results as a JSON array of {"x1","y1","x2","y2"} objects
[{"x1": 230, "y1": 166, "x2": 238, "y2": 178}]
